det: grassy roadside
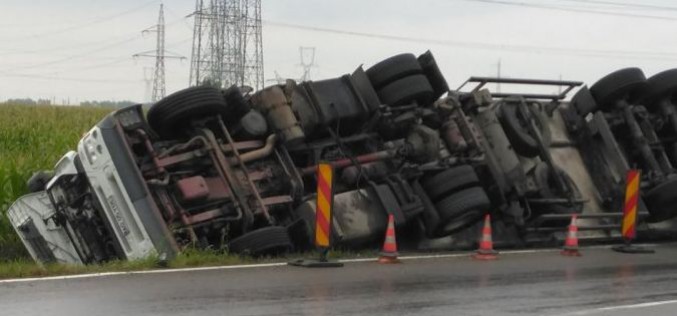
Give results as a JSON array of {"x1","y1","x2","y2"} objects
[
  {"x1": 0, "y1": 249, "x2": 378, "y2": 280},
  {"x1": 0, "y1": 104, "x2": 114, "y2": 260}
]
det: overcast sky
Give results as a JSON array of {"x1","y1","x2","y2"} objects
[{"x1": 2, "y1": 0, "x2": 677, "y2": 104}]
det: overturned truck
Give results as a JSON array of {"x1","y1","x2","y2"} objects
[{"x1": 9, "y1": 52, "x2": 677, "y2": 264}]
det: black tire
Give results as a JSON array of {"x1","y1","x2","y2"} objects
[
  {"x1": 641, "y1": 69, "x2": 677, "y2": 109},
  {"x1": 412, "y1": 181, "x2": 441, "y2": 238},
  {"x1": 531, "y1": 163, "x2": 582, "y2": 215},
  {"x1": 435, "y1": 187, "x2": 490, "y2": 236},
  {"x1": 377, "y1": 74, "x2": 434, "y2": 107},
  {"x1": 418, "y1": 50, "x2": 449, "y2": 100},
  {"x1": 228, "y1": 226, "x2": 293, "y2": 255},
  {"x1": 498, "y1": 102, "x2": 552, "y2": 158},
  {"x1": 422, "y1": 165, "x2": 479, "y2": 203},
  {"x1": 366, "y1": 53, "x2": 423, "y2": 89},
  {"x1": 590, "y1": 68, "x2": 646, "y2": 111},
  {"x1": 27, "y1": 171, "x2": 53, "y2": 193},
  {"x1": 147, "y1": 86, "x2": 228, "y2": 139},
  {"x1": 223, "y1": 85, "x2": 251, "y2": 121},
  {"x1": 644, "y1": 178, "x2": 677, "y2": 222},
  {"x1": 571, "y1": 86, "x2": 598, "y2": 117}
]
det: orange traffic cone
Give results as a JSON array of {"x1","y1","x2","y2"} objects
[
  {"x1": 561, "y1": 214, "x2": 581, "y2": 257},
  {"x1": 378, "y1": 214, "x2": 400, "y2": 264},
  {"x1": 473, "y1": 214, "x2": 498, "y2": 260}
]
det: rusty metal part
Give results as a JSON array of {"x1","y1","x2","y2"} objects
[
  {"x1": 158, "y1": 135, "x2": 210, "y2": 158},
  {"x1": 274, "y1": 148, "x2": 305, "y2": 201},
  {"x1": 136, "y1": 129, "x2": 166, "y2": 174},
  {"x1": 216, "y1": 118, "x2": 273, "y2": 224},
  {"x1": 201, "y1": 128, "x2": 253, "y2": 230},
  {"x1": 231, "y1": 134, "x2": 277, "y2": 164},
  {"x1": 299, "y1": 150, "x2": 396, "y2": 175},
  {"x1": 154, "y1": 188, "x2": 177, "y2": 223},
  {"x1": 219, "y1": 140, "x2": 265, "y2": 154},
  {"x1": 156, "y1": 149, "x2": 207, "y2": 169},
  {"x1": 176, "y1": 176, "x2": 210, "y2": 201},
  {"x1": 158, "y1": 135, "x2": 262, "y2": 159},
  {"x1": 156, "y1": 188, "x2": 197, "y2": 243},
  {"x1": 441, "y1": 119, "x2": 468, "y2": 152},
  {"x1": 260, "y1": 195, "x2": 293, "y2": 206}
]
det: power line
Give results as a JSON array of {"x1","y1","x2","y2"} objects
[
  {"x1": 265, "y1": 20, "x2": 677, "y2": 61},
  {"x1": 0, "y1": 35, "x2": 143, "y2": 74},
  {"x1": 463, "y1": 0, "x2": 677, "y2": 21},
  {"x1": 0, "y1": 73, "x2": 138, "y2": 84},
  {"x1": 0, "y1": 15, "x2": 193, "y2": 58},
  {"x1": 0, "y1": 0, "x2": 160, "y2": 42},
  {"x1": 546, "y1": 0, "x2": 677, "y2": 11}
]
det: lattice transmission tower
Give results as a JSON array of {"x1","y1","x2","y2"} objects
[
  {"x1": 134, "y1": 4, "x2": 185, "y2": 102},
  {"x1": 189, "y1": 0, "x2": 264, "y2": 90}
]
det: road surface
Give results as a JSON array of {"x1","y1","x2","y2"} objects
[{"x1": 2, "y1": 245, "x2": 677, "y2": 316}]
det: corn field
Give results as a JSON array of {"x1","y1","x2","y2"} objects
[{"x1": 0, "y1": 104, "x2": 112, "y2": 260}]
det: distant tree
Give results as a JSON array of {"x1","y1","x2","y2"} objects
[{"x1": 79, "y1": 100, "x2": 136, "y2": 108}]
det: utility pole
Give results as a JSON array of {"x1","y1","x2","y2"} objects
[
  {"x1": 189, "y1": 0, "x2": 264, "y2": 90},
  {"x1": 298, "y1": 46, "x2": 316, "y2": 81},
  {"x1": 134, "y1": 4, "x2": 185, "y2": 102}
]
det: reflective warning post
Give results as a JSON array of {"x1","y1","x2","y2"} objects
[
  {"x1": 288, "y1": 162, "x2": 344, "y2": 267},
  {"x1": 621, "y1": 169, "x2": 640, "y2": 241},
  {"x1": 613, "y1": 169, "x2": 655, "y2": 254},
  {"x1": 315, "y1": 163, "x2": 333, "y2": 249}
]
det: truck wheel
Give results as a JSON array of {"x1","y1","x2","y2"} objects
[
  {"x1": 435, "y1": 187, "x2": 490, "y2": 236},
  {"x1": 641, "y1": 69, "x2": 677, "y2": 109},
  {"x1": 532, "y1": 163, "x2": 582, "y2": 216},
  {"x1": 27, "y1": 170, "x2": 53, "y2": 192},
  {"x1": 412, "y1": 181, "x2": 442, "y2": 238},
  {"x1": 223, "y1": 85, "x2": 251, "y2": 124},
  {"x1": 644, "y1": 178, "x2": 677, "y2": 222},
  {"x1": 147, "y1": 86, "x2": 228, "y2": 139},
  {"x1": 589, "y1": 68, "x2": 646, "y2": 111},
  {"x1": 571, "y1": 86, "x2": 598, "y2": 117},
  {"x1": 366, "y1": 53, "x2": 422, "y2": 89},
  {"x1": 422, "y1": 165, "x2": 479, "y2": 203},
  {"x1": 498, "y1": 102, "x2": 552, "y2": 158},
  {"x1": 377, "y1": 74, "x2": 434, "y2": 107},
  {"x1": 227, "y1": 226, "x2": 293, "y2": 255},
  {"x1": 418, "y1": 50, "x2": 449, "y2": 100}
]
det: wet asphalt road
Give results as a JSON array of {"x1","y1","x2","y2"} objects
[{"x1": 2, "y1": 245, "x2": 677, "y2": 316}]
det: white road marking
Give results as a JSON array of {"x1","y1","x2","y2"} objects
[
  {"x1": 560, "y1": 300, "x2": 677, "y2": 315},
  {"x1": 0, "y1": 245, "x2": 620, "y2": 284}
]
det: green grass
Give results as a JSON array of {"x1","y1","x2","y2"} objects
[
  {"x1": 0, "y1": 104, "x2": 113, "y2": 260},
  {"x1": 0, "y1": 249, "x2": 246, "y2": 280},
  {"x1": 0, "y1": 248, "x2": 379, "y2": 280}
]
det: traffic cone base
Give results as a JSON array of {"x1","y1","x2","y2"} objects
[
  {"x1": 561, "y1": 249, "x2": 581, "y2": 257},
  {"x1": 472, "y1": 252, "x2": 498, "y2": 260},
  {"x1": 561, "y1": 214, "x2": 581, "y2": 257},
  {"x1": 377, "y1": 255, "x2": 401, "y2": 264},
  {"x1": 473, "y1": 214, "x2": 498, "y2": 261},
  {"x1": 378, "y1": 214, "x2": 400, "y2": 264}
]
